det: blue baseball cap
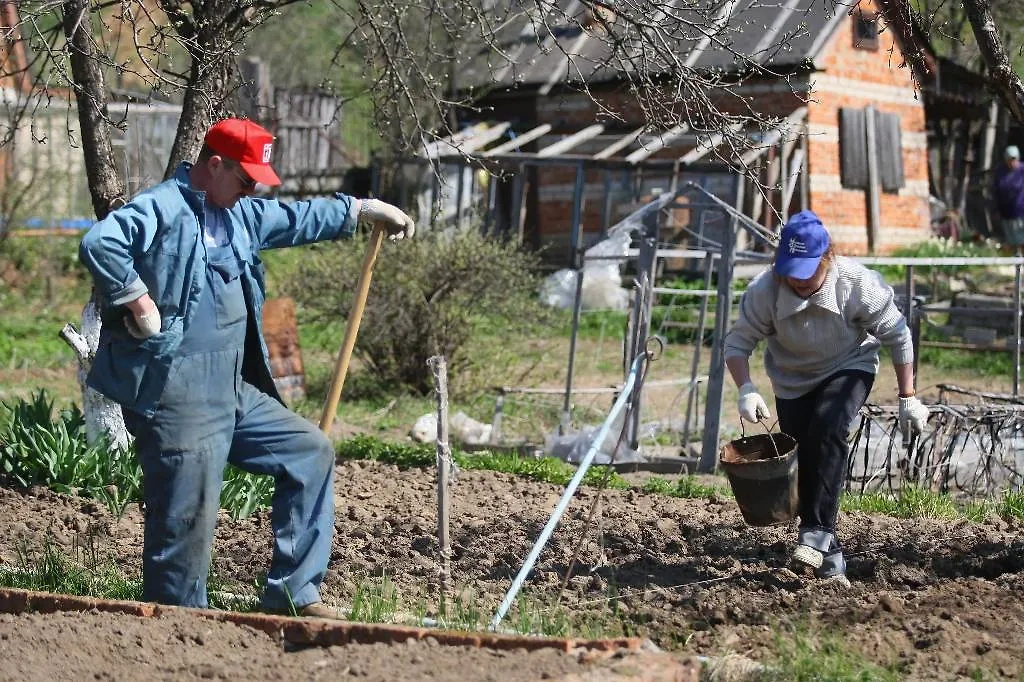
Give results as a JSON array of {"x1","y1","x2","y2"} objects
[{"x1": 775, "y1": 210, "x2": 830, "y2": 279}]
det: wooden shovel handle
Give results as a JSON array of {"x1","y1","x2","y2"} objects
[{"x1": 319, "y1": 223, "x2": 386, "y2": 433}]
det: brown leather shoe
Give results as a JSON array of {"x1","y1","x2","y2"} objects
[
  {"x1": 296, "y1": 602, "x2": 345, "y2": 620},
  {"x1": 265, "y1": 602, "x2": 345, "y2": 620}
]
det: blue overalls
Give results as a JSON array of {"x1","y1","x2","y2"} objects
[{"x1": 122, "y1": 233, "x2": 335, "y2": 611}]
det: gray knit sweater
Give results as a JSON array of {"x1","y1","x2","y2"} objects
[{"x1": 724, "y1": 256, "x2": 914, "y2": 399}]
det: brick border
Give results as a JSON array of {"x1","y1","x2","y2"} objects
[{"x1": 0, "y1": 587, "x2": 642, "y2": 653}]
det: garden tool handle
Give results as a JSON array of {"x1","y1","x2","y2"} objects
[{"x1": 319, "y1": 223, "x2": 386, "y2": 434}]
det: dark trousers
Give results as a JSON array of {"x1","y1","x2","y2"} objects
[{"x1": 775, "y1": 370, "x2": 874, "y2": 534}]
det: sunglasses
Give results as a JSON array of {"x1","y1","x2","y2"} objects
[{"x1": 226, "y1": 162, "x2": 257, "y2": 191}]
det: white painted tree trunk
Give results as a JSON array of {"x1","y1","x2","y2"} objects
[{"x1": 60, "y1": 295, "x2": 130, "y2": 450}]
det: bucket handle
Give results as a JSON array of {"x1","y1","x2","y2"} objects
[{"x1": 739, "y1": 418, "x2": 783, "y2": 460}]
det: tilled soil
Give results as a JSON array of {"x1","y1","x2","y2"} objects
[{"x1": 1, "y1": 460, "x2": 1023, "y2": 680}]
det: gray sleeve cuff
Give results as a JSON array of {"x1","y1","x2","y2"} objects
[{"x1": 109, "y1": 276, "x2": 149, "y2": 307}]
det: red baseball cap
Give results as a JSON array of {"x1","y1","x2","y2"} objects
[{"x1": 204, "y1": 118, "x2": 282, "y2": 187}]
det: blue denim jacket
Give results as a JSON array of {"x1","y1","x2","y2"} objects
[{"x1": 80, "y1": 163, "x2": 358, "y2": 418}]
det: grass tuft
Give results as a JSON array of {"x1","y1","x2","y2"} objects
[{"x1": 761, "y1": 623, "x2": 902, "y2": 681}]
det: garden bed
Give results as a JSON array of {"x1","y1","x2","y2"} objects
[{"x1": 0, "y1": 460, "x2": 1022, "y2": 679}]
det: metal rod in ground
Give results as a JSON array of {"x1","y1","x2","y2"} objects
[
  {"x1": 428, "y1": 355, "x2": 453, "y2": 603},
  {"x1": 490, "y1": 352, "x2": 646, "y2": 632},
  {"x1": 1014, "y1": 263, "x2": 1021, "y2": 397}
]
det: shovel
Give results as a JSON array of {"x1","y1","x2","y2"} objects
[{"x1": 319, "y1": 223, "x2": 386, "y2": 434}]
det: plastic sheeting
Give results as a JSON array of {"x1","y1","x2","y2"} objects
[{"x1": 538, "y1": 227, "x2": 633, "y2": 311}]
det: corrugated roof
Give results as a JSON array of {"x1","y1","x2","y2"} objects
[{"x1": 461, "y1": 0, "x2": 855, "y2": 91}]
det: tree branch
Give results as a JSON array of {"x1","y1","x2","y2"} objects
[{"x1": 962, "y1": 0, "x2": 1024, "y2": 123}]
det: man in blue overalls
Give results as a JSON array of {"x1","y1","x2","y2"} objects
[{"x1": 79, "y1": 118, "x2": 415, "y2": 618}]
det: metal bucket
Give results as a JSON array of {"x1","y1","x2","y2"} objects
[{"x1": 719, "y1": 431, "x2": 798, "y2": 527}]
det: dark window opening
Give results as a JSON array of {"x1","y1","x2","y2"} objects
[{"x1": 853, "y1": 11, "x2": 879, "y2": 51}]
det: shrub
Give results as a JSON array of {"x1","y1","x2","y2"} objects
[
  {"x1": 872, "y1": 238, "x2": 1006, "y2": 299},
  {"x1": 282, "y1": 228, "x2": 553, "y2": 395}
]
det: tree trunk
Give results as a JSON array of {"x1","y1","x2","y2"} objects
[
  {"x1": 962, "y1": 0, "x2": 1024, "y2": 124},
  {"x1": 163, "y1": 13, "x2": 242, "y2": 178},
  {"x1": 62, "y1": 0, "x2": 127, "y2": 219},
  {"x1": 62, "y1": 0, "x2": 130, "y2": 449}
]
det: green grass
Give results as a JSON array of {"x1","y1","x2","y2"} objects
[
  {"x1": 335, "y1": 435, "x2": 631, "y2": 490},
  {"x1": 759, "y1": 623, "x2": 902, "y2": 681},
  {"x1": 642, "y1": 475, "x2": 729, "y2": 498},
  {"x1": 841, "y1": 485, "x2": 999, "y2": 522},
  {"x1": 349, "y1": 574, "x2": 400, "y2": 623},
  {"x1": 0, "y1": 296, "x2": 80, "y2": 370},
  {"x1": 0, "y1": 536, "x2": 142, "y2": 602}
]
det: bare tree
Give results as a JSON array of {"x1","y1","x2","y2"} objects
[
  {"x1": 881, "y1": 0, "x2": 1024, "y2": 123},
  {"x1": 335, "y1": 0, "x2": 825, "y2": 162},
  {"x1": 962, "y1": 0, "x2": 1024, "y2": 123},
  {"x1": 2, "y1": 0, "x2": 309, "y2": 445}
]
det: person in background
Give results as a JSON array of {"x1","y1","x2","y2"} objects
[
  {"x1": 79, "y1": 118, "x2": 415, "y2": 618},
  {"x1": 722, "y1": 210, "x2": 929, "y2": 586},
  {"x1": 994, "y1": 145, "x2": 1024, "y2": 253}
]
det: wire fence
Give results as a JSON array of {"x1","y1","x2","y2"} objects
[{"x1": 848, "y1": 399, "x2": 1024, "y2": 499}]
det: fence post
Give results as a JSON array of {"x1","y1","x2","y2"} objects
[
  {"x1": 626, "y1": 207, "x2": 658, "y2": 450},
  {"x1": 428, "y1": 356, "x2": 453, "y2": 605},
  {"x1": 905, "y1": 265, "x2": 918, "y2": 380},
  {"x1": 560, "y1": 162, "x2": 587, "y2": 435},
  {"x1": 682, "y1": 251, "x2": 714, "y2": 453}
]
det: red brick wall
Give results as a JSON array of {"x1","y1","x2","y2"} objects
[
  {"x1": 805, "y1": 0, "x2": 930, "y2": 254},
  {"x1": 479, "y1": 2, "x2": 931, "y2": 257}
]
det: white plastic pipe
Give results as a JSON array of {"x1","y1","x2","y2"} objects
[{"x1": 490, "y1": 353, "x2": 646, "y2": 631}]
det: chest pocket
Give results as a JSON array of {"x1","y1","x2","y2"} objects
[{"x1": 208, "y1": 257, "x2": 248, "y2": 329}]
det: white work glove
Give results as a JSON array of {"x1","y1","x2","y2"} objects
[
  {"x1": 737, "y1": 382, "x2": 771, "y2": 423},
  {"x1": 125, "y1": 309, "x2": 161, "y2": 339},
  {"x1": 358, "y1": 198, "x2": 416, "y2": 241},
  {"x1": 898, "y1": 395, "x2": 929, "y2": 444}
]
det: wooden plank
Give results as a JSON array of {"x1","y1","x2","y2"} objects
[
  {"x1": 593, "y1": 127, "x2": 646, "y2": 159},
  {"x1": 625, "y1": 124, "x2": 689, "y2": 164},
  {"x1": 536, "y1": 125, "x2": 605, "y2": 157},
  {"x1": 482, "y1": 124, "x2": 552, "y2": 155},
  {"x1": 678, "y1": 122, "x2": 744, "y2": 165}
]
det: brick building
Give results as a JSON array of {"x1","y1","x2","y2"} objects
[{"x1": 454, "y1": 0, "x2": 932, "y2": 260}]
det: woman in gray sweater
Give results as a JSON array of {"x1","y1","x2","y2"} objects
[{"x1": 723, "y1": 210, "x2": 929, "y2": 585}]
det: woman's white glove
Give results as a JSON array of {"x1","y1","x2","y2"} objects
[
  {"x1": 358, "y1": 198, "x2": 416, "y2": 241},
  {"x1": 125, "y1": 309, "x2": 161, "y2": 339},
  {"x1": 898, "y1": 395, "x2": 929, "y2": 443},
  {"x1": 737, "y1": 382, "x2": 771, "y2": 423}
]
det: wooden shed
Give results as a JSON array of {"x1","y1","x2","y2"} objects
[{"x1": 444, "y1": 0, "x2": 932, "y2": 259}]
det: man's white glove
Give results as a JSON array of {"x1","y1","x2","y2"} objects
[
  {"x1": 737, "y1": 382, "x2": 771, "y2": 423},
  {"x1": 125, "y1": 309, "x2": 161, "y2": 340},
  {"x1": 898, "y1": 395, "x2": 929, "y2": 444},
  {"x1": 359, "y1": 198, "x2": 415, "y2": 241}
]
